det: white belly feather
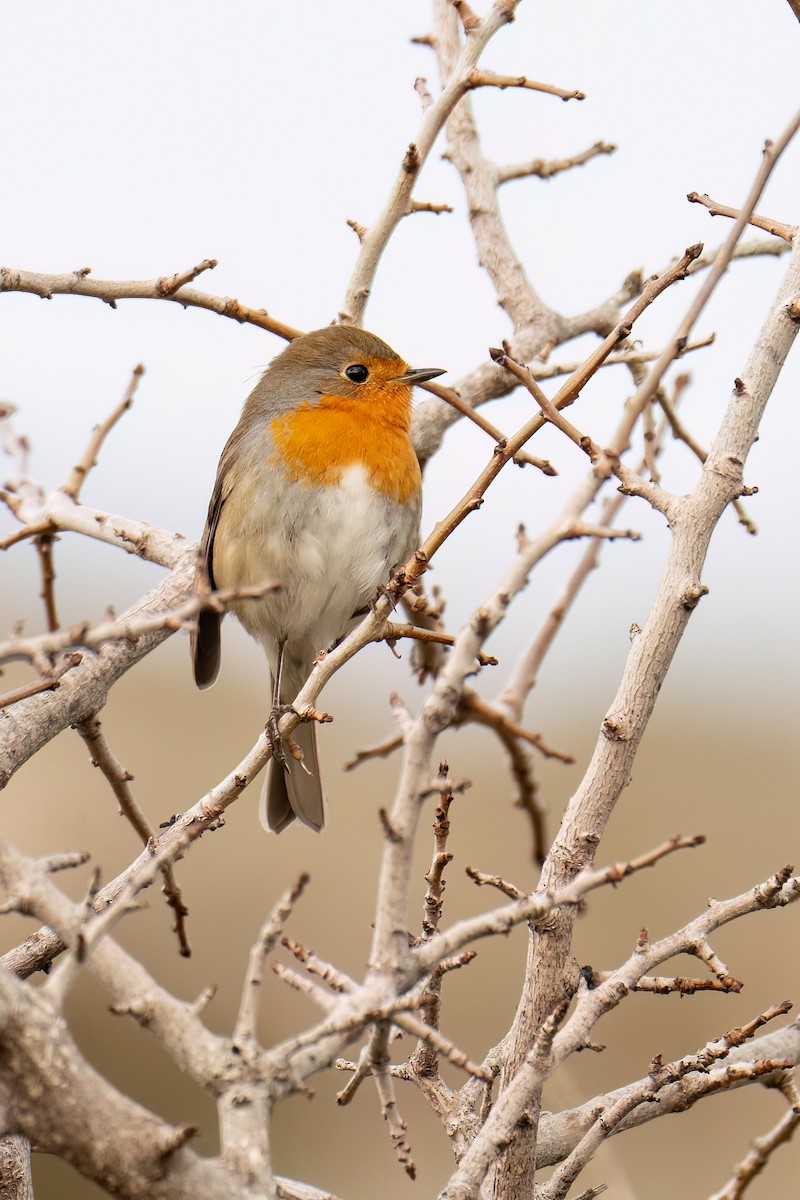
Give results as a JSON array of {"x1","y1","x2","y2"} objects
[{"x1": 212, "y1": 464, "x2": 419, "y2": 676}]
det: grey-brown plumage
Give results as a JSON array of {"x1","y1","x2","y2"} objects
[{"x1": 192, "y1": 325, "x2": 443, "y2": 832}]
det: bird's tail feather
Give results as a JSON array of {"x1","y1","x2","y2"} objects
[{"x1": 259, "y1": 721, "x2": 325, "y2": 833}]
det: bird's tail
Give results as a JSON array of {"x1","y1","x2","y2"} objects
[{"x1": 258, "y1": 661, "x2": 326, "y2": 834}]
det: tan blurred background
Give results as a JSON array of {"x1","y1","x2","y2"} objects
[{"x1": 3, "y1": 609, "x2": 798, "y2": 1198}]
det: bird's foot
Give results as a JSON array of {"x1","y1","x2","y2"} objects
[
  {"x1": 266, "y1": 704, "x2": 297, "y2": 767},
  {"x1": 376, "y1": 564, "x2": 412, "y2": 611}
]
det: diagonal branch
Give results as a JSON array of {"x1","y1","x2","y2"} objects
[
  {"x1": 61, "y1": 365, "x2": 145, "y2": 501},
  {"x1": 488, "y1": 227, "x2": 800, "y2": 1198},
  {"x1": 75, "y1": 715, "x2": 191, "y2": 958},
  {"x1": 609, "y1": 109, "x2": 800, "y2": 451}
]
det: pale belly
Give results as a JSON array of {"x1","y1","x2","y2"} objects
[{"x1": 212, "y1": 464, "x2": 420, "y2": 671}]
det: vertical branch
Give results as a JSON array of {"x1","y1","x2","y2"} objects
[
  {"x1": 413, "y1": 767, "x2": 456, "y2": 1078},
  {"x1": 433, "y1": 0, "x2": 556, "y2": 341},
  {"x1": 339, "y1": 0, "x2": 521, "y2": 324},
  {"x1": 34, "y1": 534, "x2": 60, "y2": 634},
  {"x1": 490, "y1": 231, "x2": 800, "y2": 1199},
  {"x1": 0, "y1": 1137, "x2": 34, "y2": 1200}
]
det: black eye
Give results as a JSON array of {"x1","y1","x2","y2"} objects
[{"x1": 344, "y1": 363, "x2": 369, "y2": 383}]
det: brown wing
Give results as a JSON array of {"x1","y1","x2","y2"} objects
[{"x1": 191, "y1": 472, "x2": 229, "y2": 689}]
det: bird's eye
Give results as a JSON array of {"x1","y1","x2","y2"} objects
[{"x1": 344, "y1": 363, "x2": 369, "y2": 383}]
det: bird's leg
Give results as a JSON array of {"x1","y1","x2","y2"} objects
[
  {"x1": 374, "y1": 563, "x2": 410, "y2": 613},
  {"x1": 266, "y1": 637, "x2": 295, "y2": 768}
]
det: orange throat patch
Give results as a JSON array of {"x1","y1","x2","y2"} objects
[{"x1": 269, "y1": 389, "x2": 421, "y2": 504}]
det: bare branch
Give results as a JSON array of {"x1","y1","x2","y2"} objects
[
  {"x1": 339, "y1": 0, "x2": 521, "y2": 324},
  {"x1": 535, "y1": 1024, "x2": 800, "y2": 1168},
  {"x1": 61, "y1": 365, "x2": 145, "y2": 501},
  {"x1": 419, "y1": 378, "x2": 556, "y2": 470},
  {"x1": 34, "y1": 532, "x2": 59, "y2": 633},
  {"x1": 441, "y1": 869, "x2": 800, "y2": 1197},
  {"x1": 2, "y1": 714, "x2": 267, "y2": 977},
  {"x1": 709, "y1": 1078, "x2": 800, "y2": 1199},
  {"x1": 498, "y1": 140, "x2": 615, "y2": 184},
  {"x1": 0, "y1": 652, "x2": 82, "y2": 711},
  {"x1": 611, "y1": 110, "x2": 800, "y2": 446},
  {"x1": 481, "y1": 222, "x2": 800, "y2": 1193},
  {"x1": 526, "y1": 334, "x2": 714, "y2": 380},
  {"x1": 0, "y1": 263, "x2": 302, "y2": 340},
  {"x1": 0, "y1": 579, "x2": 279, "y2": 669},
  {"x1": 658, "y1": 385, "x2": 758, "y2": 534},
  {"x1": 407, "y1": 198, "x2": 453, "y2": 216},
  {"x1": 687, "y1": 191, "x2": 796, "y2": 243},
  {"x1": 539, "y1": 1004, "x2": 794, "y2": 1200},
  {"x1": 382, "y1": 621, "x2": 498, "y2": 667},
  {"x1": 584, "y1": 970, "x2": 741, "y2": 996},
  {"x1": 235, "y1": 875, "x2": 310, "y2": 1044},
  {"x1": 0, "y1": 1137, "x2": 33, "y2": 1200},
  {"x1": 467, "y1": 68, "x2": 585, "y2": 102},
  {"x1": 365, "y1": 1022, "x2": 417, "y2": 1179},
  {"x1": 414, "y1": 75, "x2": 434, "y2": 112},
  {"x1": 75, "y1": 714, "x2": 191, "y2": 958},
  {"x1": 344, "y1": 732, "x2": 404, "y2": 772},
  {"x1": 465, "y1": 865, "x2": 524, "y2": 901},
  {"x1": 415, "y1": 836, "x2": 716, "y2": 977}
]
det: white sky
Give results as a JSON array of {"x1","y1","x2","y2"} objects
[{"x1": 2, "y1": 0, "x2": 799, "y2": 719}]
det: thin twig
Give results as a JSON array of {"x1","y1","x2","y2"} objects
[
  {"x1": 407, "y1": 246, "x2": 700, "y2": 585},
  {"x1": 34, "y1": 533, "x2": 59, "y2": 634},
  {"x1": 61, "y1": 365, "x2": 145, "y2": 501},
  {"x1": 344, "y1": 733, "x2": 404, "y2": 772},
  {"x1": 0, "y1": 581, "x2": 279, "y2": 668},
  {"x1": 612, "y1": 110, "x2": 800, "y2": 447},
  {"x1": 687, "y1": 191, "x2": 796, "y2": 243},
  {"x1": 339, "y1": 0, "x2": 522, "y2": 324},
  {"x1": 659, "y1": 387, "x2": 758, "y2": 534},
  {"x1": 540, "y1": 1004, "x2": 793, "y2": 1200},
  {"x1": 366, "y1": 1022, "x2": 417, "y2": 1179},
  {"x1": 382, "y1": 621, "x2": 498, "y2": 667},
  {"x1": 0, "y1": 653, "x2": 81, "y2": 711},
  {"x1": 419, "y1": 379, "x2": 556, "y2": 471},
  {"x1": 235, "y1": 876, "x2": 310, "y2": 1043},
  {"x1": 0, "y1": 263, "x2": 302, "y2": 341},
  {"x1": 75, "y1": 715, "x2": 191, "y2": 957},
  {"x1": 498, "y1": 140, "x2": 615, "y2": 184},
  {"x1": 467, "y1": 68, "x2": 585, "y2": 102},
  {"x1": 709, "y1": 1078, "x2": 800, "y2": 1199}
]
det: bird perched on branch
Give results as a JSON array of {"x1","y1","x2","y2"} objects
[{"x1": 192, "y1": 325, "x2": 444, "y2": 834}]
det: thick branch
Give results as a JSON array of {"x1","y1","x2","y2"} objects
[
  {"x1": 489, "y1": 230, "x2": 800, "y2": 1197},
  {"x1": 0, "y1": 555, "x2": 195, "y2": 791},
  {"x1": 0, "y1": 967, "x2": 242, "y2": 1200}
]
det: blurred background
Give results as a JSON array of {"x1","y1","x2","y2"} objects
[{"x1": 1, "y1": 1, "x2": 799, "y2": 1196}]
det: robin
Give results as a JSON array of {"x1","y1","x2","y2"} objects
[{"x1": 192, "y1": 325, "x2": 445, "y2": 834}]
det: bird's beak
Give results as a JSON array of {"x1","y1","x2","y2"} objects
[{"x1": 391, "y1": 367, "x2": 446, "y2": 386}]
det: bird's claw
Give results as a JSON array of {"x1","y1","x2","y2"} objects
[
  {"x1": 376, "y1": 565, "x2": 409, "y2": 613},
  {"x1": 266, "y1": 703, "x2": 297, "y2": 768}
]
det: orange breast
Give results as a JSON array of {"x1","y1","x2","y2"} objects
[{"x1": 270, "y1": 389, "x2": 421, "y2": 505}]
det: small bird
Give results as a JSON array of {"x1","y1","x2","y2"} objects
[{"x1": 192, "y1": 325, "x2": 444, "y2": 834}]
